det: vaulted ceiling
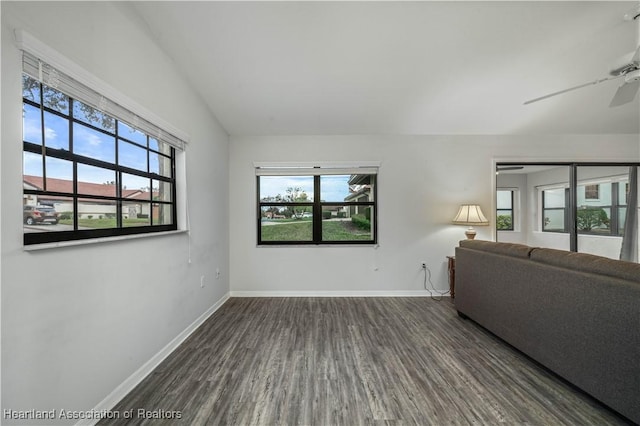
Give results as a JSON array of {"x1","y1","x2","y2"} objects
[{"x1": 131, "y1": 1, "x2": 640, "y2": 136}]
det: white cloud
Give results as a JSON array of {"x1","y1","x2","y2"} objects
[
  {"x1": 23, "y1": 118, "x2": 42, "y2": 142},
  {"x1": 44, "y1": 126, "x2": 57, "y2": 141}
]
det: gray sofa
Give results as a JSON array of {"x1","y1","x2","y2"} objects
[{"x1": 455, "y1": 239, "x2": 640, "y2": 424}]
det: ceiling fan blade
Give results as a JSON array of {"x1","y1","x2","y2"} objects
[
  {"x1": 632, "y1": 46, "x2": 640, "y2": 64},
  {"x1": 524, "y1": 75, "x2": 621, "y2": 105},
  {"x1": 611, "y1": 47, "x2": 640, "y2": 76},
  {"x1": 609, "y1": 80, "x2": 640, "y2": 107}
]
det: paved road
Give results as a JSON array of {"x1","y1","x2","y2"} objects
[{"x1": 23, "y1": 223, "x2": 74, "y2": 232}]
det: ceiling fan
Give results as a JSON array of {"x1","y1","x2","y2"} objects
[
  {"x1": 524, "y1": 46, "x2": 640, "y2": 107},
  {"x1": 496, "y1": 166, "x2": 524, "y2": 172}
]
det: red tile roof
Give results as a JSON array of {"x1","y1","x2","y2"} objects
[{"x1": 23, "y1": 175, "x2": 153, "y2": 200}]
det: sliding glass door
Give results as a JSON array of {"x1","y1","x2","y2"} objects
[{"x1": 496, "y1": 163, "x2": 639, "y2": 262}]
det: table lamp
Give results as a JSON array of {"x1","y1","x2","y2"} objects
[{"x1": 452, "y1": 204, "x2": 489, "y2": 239}]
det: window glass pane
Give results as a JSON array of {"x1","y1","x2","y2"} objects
[
  {"x1": 496, "y1": 190, "x2": 512, "y2": 209},
  {"x1": 118, "y1": 121, "x2": 147, "y2": 146},
  {"x1": 543, "y1": 209, "x2": 565, "y2": 232},
  {"x1": 23, "y1": 151, "x2": 42, "y2": 179},
  {"x1": 43, "y1": 86, "x2": 69, "y2": 115},
  {"x1": 23, "y1": 197, "x2": 72, "y2": 232},
  {"x1": 156, "y1": 140, "x2": 172, "y2": 156},
  {"x1": 52, "y1": 197, "x2": 74, "y2": 228},
  {"x1": 73, "y1": 100, "x2": 115, "y2": 132},
  {"x1": 154, "y1": 203, "x2": 173, "y2": 225},
  {"x1": 260, "y1": 206, "x2": 312, "y2": 242},
  {"x1": 123, "y1": 201, "x2": 151, "y2": 227},
  {"x1": 44, "y1": 111, "x2": 69, "y2": 150},
  {"x1": 77, "y1": 164, "x2": 116, "y2": 197},
  {"x1": 23, "y1": 103, "x2": 42, "y2": 145},
  {"x1": 122, "y1": 173, "x2": 149, "y2": 195},
  {"x1": 149, "y1": 152, "x2": 172, "y2": 178},
  {"x1": 149, "y1": 137, "x2": 159, "y2": 152},
  {"x1": 321, "y1": 174, "x2": 375, "y2": 202},
  {"x1": 152, "y1": 179, "x2": 172, "y2": 202},
  {"x1": 78, "y1": 200, "x2": 117, "y2": 228},
  {"x1": 544, "y1": 188, "x2": 565, "y2": 208},
  {"x1": 496, "y1": 210, "x2": 513, "y2": 230},
  {"x1": 347, "y1": 174, "x2": 375, "y2": 202},
  {"x1": 259, "y1": 176, "x2": 314, "y2": 202},
  {"x1": 322, "y1": 205, "x2": 372, "y2": 241},
  {"x1": 22, "y1": 75, "x2": 40, "y2": 104},
  {"x1": 119, "y1": 140, "x2": 147, "y2": 172},
  {"x1": 73, "y1": 123, "x2": 115, "y2": 163},
  {"x1": 45, "y1": 157, "x2": 73, "y2": 192},
  {"x1": 578, "y1": 183, "x2": 611, "y2": 206}
]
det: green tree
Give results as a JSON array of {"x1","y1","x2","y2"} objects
[
  {"x1": 284, "y1": 187, "x2": 310, "y2": 219},
  {"x1": 577, "y1": 206, "x2": 610, "y2": 231},
  {"x1": 23, "y1": 74, "x2": 115, "y2": 131},
  {"x1": 497, "y1": 214, "x2": 512, "y2": 230}
]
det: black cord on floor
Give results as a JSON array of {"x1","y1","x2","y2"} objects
[{"x1": 423, "y1": 265, "x2": 449, "y2": 301}]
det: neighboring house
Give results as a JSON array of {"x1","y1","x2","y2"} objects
[
  {"x1": 23, "y1": 175, "x2": 157, "y2": 219},
  {"x1": 344, "y1": 174, "x2": 373, "y2": 217}
]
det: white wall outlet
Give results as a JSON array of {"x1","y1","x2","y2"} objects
[{"x1": 200, "y1": 275, "x2": 205, "y2": 288}]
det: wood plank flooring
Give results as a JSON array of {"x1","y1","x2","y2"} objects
[{"x1": 99, "y1": 298, "x2": 631, "y2": 425}]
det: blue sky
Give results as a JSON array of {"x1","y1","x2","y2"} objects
[
  {"x1": 260, "y1": 175, "x2": 352, "y2": 202},
  {"x1": 23, "y1": 104, "x2": 156, "y2": 191}
]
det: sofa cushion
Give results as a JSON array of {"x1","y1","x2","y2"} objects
[
  {"x1": 530, "y1": 248, "x2": 640, "y2": 284},
  {"x1": 459, "y1": 239, "x2": 534, "y2": 259}
]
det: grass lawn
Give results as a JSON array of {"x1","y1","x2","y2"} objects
[
  {"x1": 323, "y1": 220, "x2": 371, "y2": 241},
  {"x1": 261, "y1": 221, "x2": 312, "y2": 241},
  {"x1": 261, "y1": 219, "x2": 371, "y2": 241}
]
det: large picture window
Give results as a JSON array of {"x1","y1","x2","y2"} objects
[
  {"x1": 256, "y1": 166, "x2": 377, "y2": 245},
  {"x1": 21, "y1": 50, "x2": 183, "y2": 245}
]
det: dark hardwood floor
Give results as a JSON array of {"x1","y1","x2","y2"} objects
[{"x1": 100, "y1": 297, "x2": 631, "y2": 425}]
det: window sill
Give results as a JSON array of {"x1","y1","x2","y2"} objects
[{"x1": 23, "y1": 229, "x2": 188, "y2": 251}]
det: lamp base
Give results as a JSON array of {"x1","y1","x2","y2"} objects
[{"x1": 464, "y1": 227, "x2": 477, "y2": 239}]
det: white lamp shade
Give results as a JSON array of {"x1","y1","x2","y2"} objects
[{"x1": 452, "y1": 204, "x2": 489, "y2": 226}]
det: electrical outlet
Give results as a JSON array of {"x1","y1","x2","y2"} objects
[{"x1": 200, "y1": 275, "x2": 205, "y2": 288}]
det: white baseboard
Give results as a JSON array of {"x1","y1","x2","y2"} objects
[
  {"x1": 77, "y1": 292, "x2": 230, "y2": 426},
  {"x1": 230, "y1": 290, "x2": 448, "y2": 297}
]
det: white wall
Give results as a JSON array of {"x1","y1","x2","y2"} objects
[
  {"x1": 1, "y1": 2, "x2": 229, "y2": 424},
  {"x1": 229, "y1": 134, "x2": 639, "y2": 295}
]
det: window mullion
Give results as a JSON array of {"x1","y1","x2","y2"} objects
[
  {"x1": 611, "y1": 182, "x2": 619, "y2": 236},
  {"x1": 39, "y1": 82, "x2": 47, "y2": 191},
  {"x1": 313, "y1": 175, "x2": 322, "y2": 243}
]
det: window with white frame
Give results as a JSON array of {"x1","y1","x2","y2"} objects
[
  {"x1": 496, "y1": 189, "x2": 516, "y2": 231},
  {"x1": 256, "y1": 165, "x2": 378, "y2": 245},
  {"x1": 21, "y1": 48, "x2": 185, "y2": 245},
  {"x1": 541, "y1": 186, "x2": 568, "y2": 232}
]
